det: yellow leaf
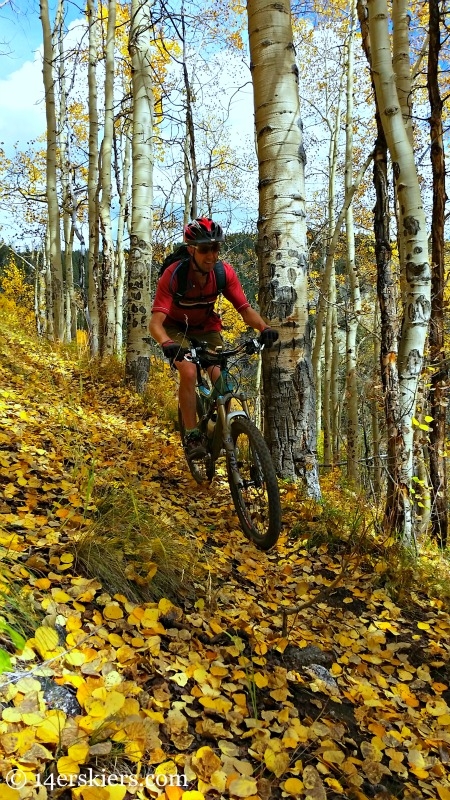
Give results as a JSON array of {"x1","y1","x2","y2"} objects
[
  {"x1": 103, "y1": 603, "x2": 124, "y2": 620},
  {"x1": 284, "y1": 777, "x2": 304, "y2": 795},
  {"x1": 426, "y1": 699, "x2": 449, "y2": 716},
  {"x1": 80, "y1": 788, "x2": 109, "y2": 800},
  {"x1": 437, "y1": 788, "x2": 450, "y2": 800},
  {"x1": 34, "y1": 625, "x2": 59, "y2": 657},
  {"x1": 56, "y1": 507, "x2": 70, "y2": 519},
  {"x1": 180, "y1": 793, "x2": 205, "y2": 800},
  {"x1": 417, "y1": 621, "x2": 430, "y2": 630},
  {"x1": 34, "y1": 578, "x2": 51, "y2": 590},
  {"x1": 52, "y1": 589, "x2": 71, "y2": 602},
  {"x1": 227, "y1": 776, "x2": 258, "y2": 798},
  {"x1": 253, "y1": 672, "x2": 268, "y2": 688},
  {"x1": 36, "y1": 710, "x2": 66, "y2": 743},
  {"x1": 264, "y1": 748, "x2": 290, "y2": 777},
  {"x1": 165, "y1": 788, "x2": 184, "y2": 800},
  {"x1": 198, "y1": 696, "x2": 232, "y2": 715},
  {"x1": 192, "y1": 746, "x2": 222, "y2": 780},
  {"x1": 155, "y1": 760, "x2": 178, "y2": 777},
  {"x1": 69, "y1": 741, "x2": 90, "y2": 763},
  {"x1": 209, "y1": 620, "x2": 224, "y2": 635},
  {"x1": 2, "y1": 708, "x2": 22, "y2": 722},
  {"x1": 102, "y1": 790, "x2": 127, "y2": 800},
  {"x1": 1, "y1": 787, "x2": 20, "y2": 800},
  {"x1": 58, "y1": 754, "x2": 81, "y2": 776},
  {"x1": 65, "y1": 649, "x2": 86, "y2": 666},
  {"x1": 324, "y1": 777, "x2": 345, "y2": 793},
  {"x1": 410, "y1": 766, "x2": 429, "y2": 779},
  {"x1": 322, "y1": 749, "x2": 345, "y2": 764},
  {"x1": 88, "y1": 690, "x2": 125, "y2": 717}
]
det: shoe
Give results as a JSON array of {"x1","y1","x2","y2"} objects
[{"x1": 184, "y1": 431, "x2": 207, "y2": 460}]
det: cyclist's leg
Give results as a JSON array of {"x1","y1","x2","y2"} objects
[
  {"x1": 162, "y1": 325, "x2": 197, "y2": 429},
  {"x1": 200, "y1": 331, "x2": 223, "y2": 390}
]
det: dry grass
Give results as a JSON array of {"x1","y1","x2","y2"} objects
[{"x1": 71, "y1": 486, "x2": 199, "y2": 604}]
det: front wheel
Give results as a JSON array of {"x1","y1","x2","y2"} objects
[{"x1": 226, "y1": 416, "x2": 281, "y2": 551}]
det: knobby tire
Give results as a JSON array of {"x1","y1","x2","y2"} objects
[{"x1": 226, "y1": 416, "x2": 281, "y2": 551}]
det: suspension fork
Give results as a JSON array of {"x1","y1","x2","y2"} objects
[{"x1": 216, "y1": 397, "x2": 248, "y2": 486}]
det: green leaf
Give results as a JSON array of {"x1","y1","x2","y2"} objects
[
  {"x1": 0, "y1": 620, "x2": 26, "y2": 650},
  {"x1": 0, "y1": 649, "x2": 12, "y2": 674},
  {"x1": 3, "y1": 624, "x2": 26, "y2": 650}
]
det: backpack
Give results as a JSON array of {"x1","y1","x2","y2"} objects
[{"x1": 159, "y1": 244, "x2": 226, "y2": 306}]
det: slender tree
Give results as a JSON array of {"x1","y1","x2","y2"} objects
[
  {"x1": 368, "y1": 0, "x2": 431, "y2": 545},
  {"x1": 357, "y1": 0, "x2": 399, "y2": 526},
  {"x1": 427, "y1": 0, "x2": 448, "y2": 547},
  {"x1": 247, "y1": 0, "x2": 320, "y2": 496},
  {"x1": 87, "y1": 0, "x2": 100, "y2": 354},
  {"x1": 125, "y1": 0, "x2": 154, "y2": 391},
  {"x1": 344, "y1": 0, "x2": 361, "y2": 485},
  {"x1": 98, "y1": 0, "x2": 117, "y2": 356},
  {"x1": 40, "y1": 0, "x2": 65, "y2": 340}
]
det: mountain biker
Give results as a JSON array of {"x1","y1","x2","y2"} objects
[{"x1": 149, "y1": 217, "x2": 279, "y2": 460}]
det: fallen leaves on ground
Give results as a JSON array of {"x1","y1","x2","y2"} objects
[{"x1": 0, "y1": 303, "x2": 449, "y2": 800}]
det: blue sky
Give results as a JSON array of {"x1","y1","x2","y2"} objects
[
  {"x1": 0, "y1": 1, "x2": 257, "y2": 244},
  {"x1": 0, "y1": 0, "x2": 85, "y2": 152},
  {"x1": 0, "y1": 1, "x2": 42, "y2": 80}
]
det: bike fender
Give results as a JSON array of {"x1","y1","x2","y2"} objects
[{"x1": 226, "y1": 411, "x2": 248, "y2": 425}]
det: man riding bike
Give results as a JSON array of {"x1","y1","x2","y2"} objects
[{"x1": 149, "y1": 217, "x2": 278, "y2": 460}]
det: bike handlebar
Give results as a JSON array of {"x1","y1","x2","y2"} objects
[{"x1": 185, "y1": 336, "x2": 264, "y2": 364}]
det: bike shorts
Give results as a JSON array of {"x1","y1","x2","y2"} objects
[{"x1": 163, "y1": 325, "x2": 224, "y2": 352}]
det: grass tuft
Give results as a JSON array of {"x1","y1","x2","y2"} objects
[{"x1": 71, "y1": 487, "x2": 198, "y2": 604}]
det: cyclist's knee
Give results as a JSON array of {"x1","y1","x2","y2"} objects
[{"x1": 177, "y1": 360, "x2": 196, "y2": 385}]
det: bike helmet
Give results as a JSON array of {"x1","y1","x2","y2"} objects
[{"x1": 183, "y1": 217, "x2": 225, "y2": 244}]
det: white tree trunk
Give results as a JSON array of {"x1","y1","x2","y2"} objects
[
  {"x1": 87, "y1": 0, "x2": 100, "y2": 355},
  {"x1": 368, "y1": 0, "x2": 431, "y2": 545},
  {"x1": 247, "y1": 0, "x2": 320, "y2": 496},
  {"x1": 55, "y1": 0, "x2": 77, "y2": 342},
  {"x1": 40, "y1": 0, "x2": 64, "y2": 341},
  {"x1": 345, "y1": 0, "x2": 360, "y2": 484},
  {"x1": 115, "y1": 130, "x2": 131, "y2": 351},
  {"x1": 98, "y1": 0, "x2": 117, "y2": 356},
  {"x1": 125, "y1": 0, "x2": 154, "y2": 392}
]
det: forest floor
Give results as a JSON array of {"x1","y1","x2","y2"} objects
[{"x1": 0, "y1": 300, "x2": 450, "y2": 800}]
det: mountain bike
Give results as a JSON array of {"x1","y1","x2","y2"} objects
[{"x1": 177, "y1": 336, "x2": 282, "y2": 551}]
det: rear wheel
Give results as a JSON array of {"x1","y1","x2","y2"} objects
[
  {"x1": 226, "y1": 416, "x2": 281, "y2": 550},
  {"x1": 178, "y1": 397, "x2": 215, "y2": 484}
]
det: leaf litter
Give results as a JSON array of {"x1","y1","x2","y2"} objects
[{"x1": 0, "y1": 306, "x2": 449, "y2": 799}]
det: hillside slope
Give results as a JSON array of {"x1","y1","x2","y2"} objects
[{"x1": 0, "y1": 302, "x2": 449, "y2": 800}]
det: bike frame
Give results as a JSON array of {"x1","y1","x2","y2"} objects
[{"x1": 188, "y1": 341, "x2": 260, "y2": 486}]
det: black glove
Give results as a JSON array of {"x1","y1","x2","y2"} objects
[
  {"x1": 260, "y1": 327, "x2": 279, "y2": 348},
  {"x1": 161, "y1": 340, "x2": 185, "y2": 362}
]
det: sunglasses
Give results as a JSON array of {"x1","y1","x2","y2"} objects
[{"x1": 193, "y1": 243, "x2": 221, "y2": 254}]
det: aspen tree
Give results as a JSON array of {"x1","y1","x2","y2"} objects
[
  {"x1": 358, "y1": 0, "x2": 399, "y2": 520},
  {"x1": 98, "y1": 0, "x2": 117, "y2": 356},
  {"x1": 344, "y1": 0, "x2": 361, "y2": 485},
  {"x1": 40, "y1": 0, "x2": 65, "y2": 340},
  {"x1": 125, "y1": 0, "x2": 154, "y2": 392},
  {"x1": 326, "y1": 70, "x2": 343, "y2": 467},
  {"x1": 181, "y1": 1, "x2": 198, "y2": 220},
  {"x1": 87, "y1": 0, "x2": 100, "y2": 355},
  {"x1": 367, "y1": 0, "x2": 431, "y2": 544},
  {"x1": 55, "y1": 0, "x2": 77, "y2": 341},
  {"x1": 115, "y1": 130, "x2": 131, "y2": 351},
  {"x1": 247, "y1": 0, "x2": 320, "y2": 495},
  {"x1": 427, "y1": 0, "x2": 447, "y2": 547}
]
